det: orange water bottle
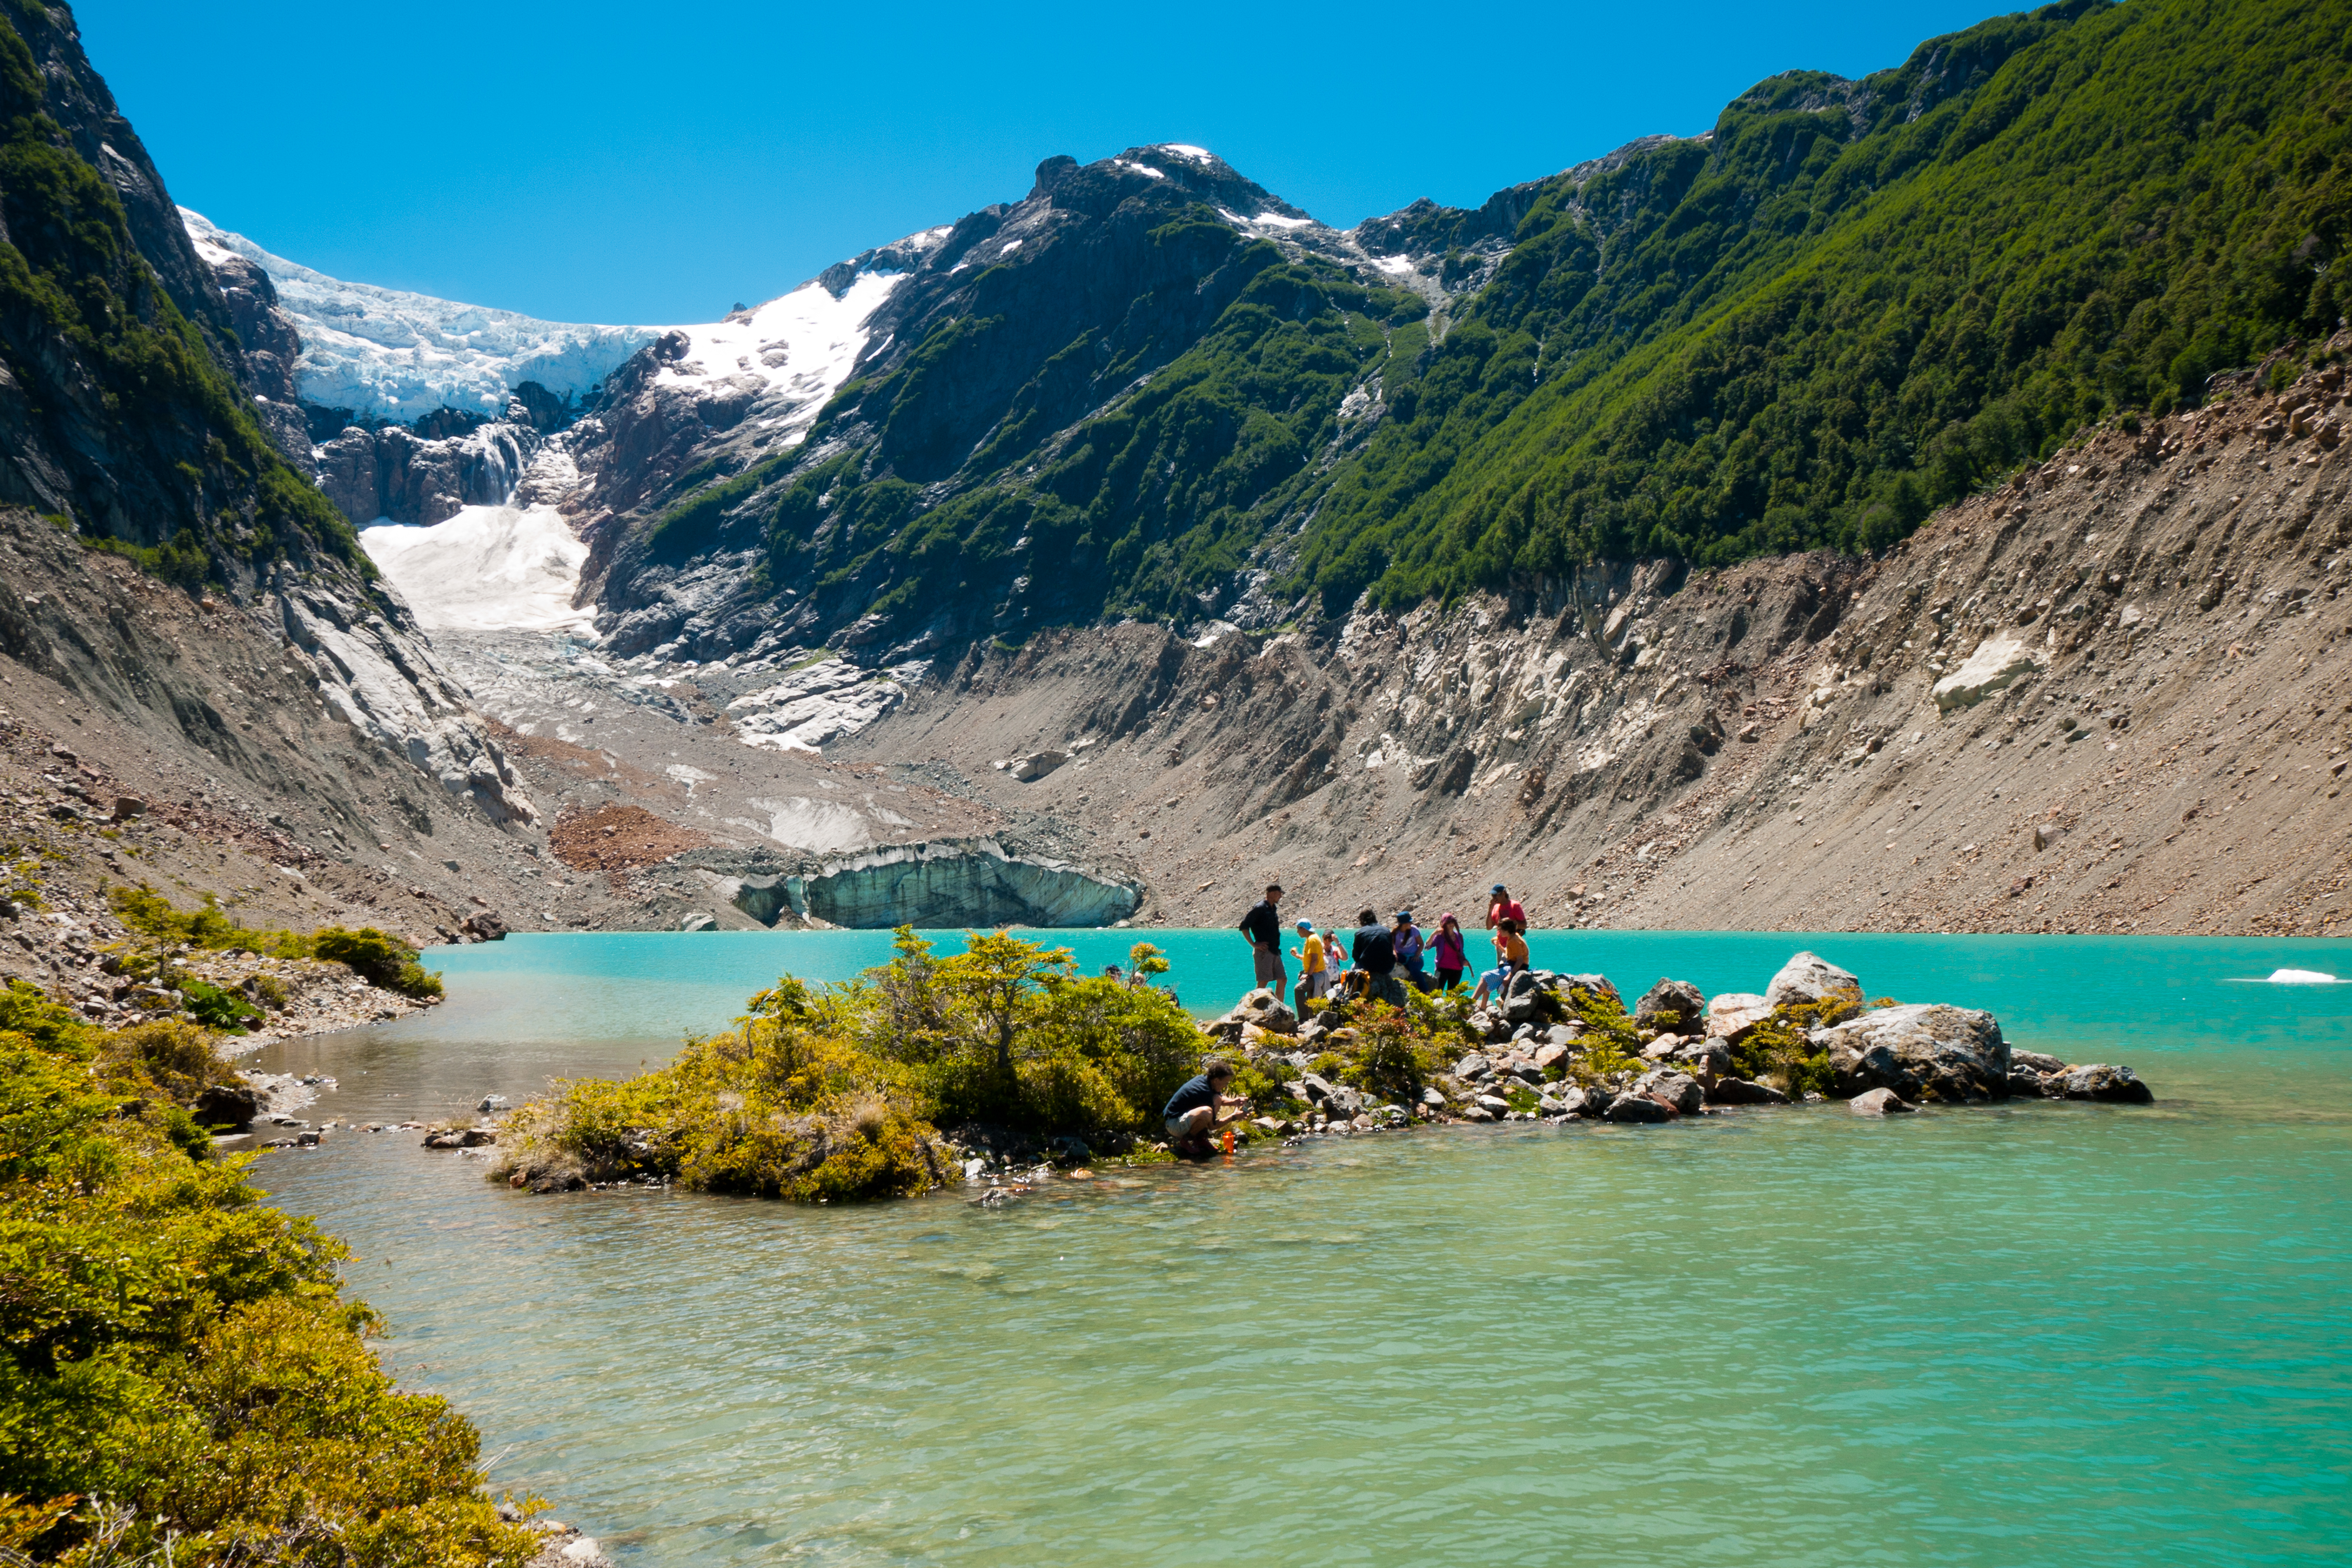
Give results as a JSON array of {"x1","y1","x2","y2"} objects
[{"x1": 1222, "y1": 1124, "x2": 1236, "y2": 1155}]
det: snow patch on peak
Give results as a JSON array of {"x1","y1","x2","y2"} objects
[
  {"x1": 651, "y1": 270, "x2": 904, "y2": 448},
  {"x1": 1113, "y1": 159, "x2": 1167, "y2": 179},
  {"x1": 1159, "y1": 143, "x2": 1217, "y2": 164},
  {"x1": 182, "y1": 208, "x2": 658, "y2": 422},
  {"x1": 1219, "y1": 205, "x2": 1317, "y2": 232}
]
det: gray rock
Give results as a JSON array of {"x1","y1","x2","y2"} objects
[
  {"x1": 1705, "y1": 1077, "x2": 1790, "y2": 1106},
  {"x1": 1545, "y1": 1023, "x2": 1580, "y2": 1047},
  {"x1": 1502, "y1": 989, "x2": 1544, "y2": 1025},
  {"x1": 1634, "y1": 977, "x2": 1705, "y2": 1033},
  {"x1": 1233, "y1": 988, "x2": 1298, "y2": 1034},
  {"x1": 1565, "y1": 1085, "x2": 1613, "y2": 1117},
  {"x1": 1704, "y1": 992, "x2": 1773, "y2": 1047},
  {"x1": 678, "y1": 911, "x2": 717, "y2": 932},
  {"x1": 192, "y1": 1083, "x2": 261, "y2": 1131},
  {"x1": 1419, "y1": 1087, "x2": 1447, "y2": 1108},
  {"x1": 1298, "y1": 1073, "x2": 1333, "y2": 1104},
  {"x1": 2011, "y1": 1048, "x2": 2067, "y2": 1074},
  {"x1": 1555, "y1": 973, "x2": 1623, "y2": 1010},
  {"x1": 1604, "y1": 1092, "x2": 1678, "y2": 1125},
  {"x1": 1848, "y1": 1087, "x2": 1916, "y2": 1115},
  {"x1": 1461, "y1": 1105, "x2": 1497, "y2": 1123},
  {"x1": 1474, "y1": 1093, "x2": 1513, "y2": 1116},
  {"x1": 1813, "y1": 1003, "x2": 2009, "y2": 1102},
  {"x1": 1633, "y1": 1068, "x2": 1705, "y2": 1116},
  {"x1": 1532, "y1": 1042, "x2": 1571, "y2": 1072},
  {"x1": 1764, "y1": 952, "x2": 1864, "y2": 1022},
  {"x1": 1322, "y1": 1083, "x2": 1369, "y2": 1120},
  {"x1": 1536, "y1": 1095, "x2": 1567, "y2": 1116},
  {"x1": 477, "y1": 1094, "x2": 511, "y2": 1113},
  {"x1": 1668, "y1": 1036, "x2": 1734, "y2": 1084},
  {"x1": 2059, "y1": 1063, "x2": 2154, "y2": 1104},
  {"x1": 1010, "y1": 749, "x2": 1070, "y2": 782},
  {"x1": 2005, "y1": 1067, "x2": 2059, "y2": 1098}
]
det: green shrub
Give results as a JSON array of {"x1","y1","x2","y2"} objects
[
  {"x1": 108, "y1": 885, "x2": 443, "y2": 1000},
  {"x1": 180, "y1": 978, "x2": 262, "y2": 1033},
  {"x1": 0, "y1": 1013, "x2": 536, "y2": 1564}
]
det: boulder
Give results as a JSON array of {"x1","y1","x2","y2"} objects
[
  {"x1": 1633, "y1": 1068, "x2": 1705, "y2": 1116},
  {"x1": 1555, "y1": 973, "x2": 1624, "y2": 1011},
  {"x1": 1813, "y1": 1003, "x2": 2009, "y2": 1102},
  {"x1": 1322, "y1": 1083, "x2": 1369, "y2": 1120},
  {"x1": 1474, "y1": 1093, "x2": 1513, "y2": 1117},
  {"x1": 1764, "y1": 952, "x2": 1864, "y2": 1023},
  {"x1": 193, "y1": 1083, "x2": 261, "y2": 1131},
  {"x1": 2059, "y1": 1063, "x2": 2154, "y2": 1104},
  {"x1": 2011, "y1": 1048, "x2": 2067, "y2": 1074},
  {"x1": 1232, "y1": 988, "x2": 1297, "y2": 1034},
  {"x1": 1640, "y1": 1034, "x2": 1683, "y2": 1062},
  {"x1": 1453, "y1": 1052, "x2": 1493, "y2": 1081},
  {"x1": 1848, "y1": 1087, "x2": 1916, "y2": 1116},
  {"x1": 1010, "y1": 749, "x2": 1070, "y2": 782},
  {"x1": 1604, "y1": 1093, "x2": 1678, "y2": 1125},
  {"x1": 1298, "y1": 1073, "x2": 1333, "y2": 1105},
  {"x1": 1532, "y1": 1042, "x2": 1570, "y2": 1072},
  {"x1": 1705, "y1": 1077, "x2": 1790, "y2": 1106},
  {"x1": 1565, "y1": 1085, "x2": 1613, "y2": 1118},
  {"x1": 1634, "y1": 978, "x2": 1705, "y2": 1033},
  {"x1": 461, "y1": 910, "x2": 509, "y2": 942},
  {"x1": 678, "y1": 911, "x2": 716, "y2": 932},
  {"x1": 477, "y1": 1094, "x2": 511, "y2": 1113},
  {"x1": 1461, "y1": 1105, "x2": 1497, "y2": 1122},
  {"x1": 1931, "y1": 633, "x2": 2043, "y2": 713},
  {"x1": 1667, "y1": 1036, "x2": 1734, "y2": 1084},
  {"x1": 1501, "y1": 988, "x2": 1545, "y2": 1025},
  {"x1": 1704, "y1": 992, "x2": 1773, "y2": 1047},
  {"x1": 2006, "y1": 1067, "x2": 2059, "y2": 1098}
]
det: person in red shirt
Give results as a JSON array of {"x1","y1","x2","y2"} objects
[{"x1": 1485, "y1": 883, "x2": 1526, "y2": 932}]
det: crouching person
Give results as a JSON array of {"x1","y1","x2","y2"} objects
[{"x1": 1164, "y1": 1058, "x2": 1246, "y2": 1156}]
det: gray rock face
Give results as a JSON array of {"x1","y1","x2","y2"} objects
[
  {"x1": 1848, "y1": 1087, "x2": 1917, "y2": 1115},
  {"x1": 315, "y1": 419, "x2": 541, "y2": 527},
  {"x1": 277, "y1": 580, "x2": 538, "y2": 825},
  {"x1": 1634, "y1": 977, "x2": 1705, "y2": 1032},
  {"x1": 2059, "y1": 1063, "x2": 2154, "y2": 1104},
  {"x1": 1765, "y1": 951, "x2": 1864, "y2": 1022},
  {"x1": 1813, "y1": 1003, "x2": 2010, "y2": 1103},
  {"x1": 1605, "y1": 1092, "x2": 1677, "y2": 1124},
  {"x1": 678, "y1": 912, "x2": 716, "y2": 932},
  {"x1": 1705, "y1": 992, "x2": 1773, "y2": 1046},
  {"x1": 1633, "y1": 1068, "x2": 1705, "y2": 1116}
]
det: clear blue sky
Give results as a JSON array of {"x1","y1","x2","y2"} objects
[{"x1": 78, "y1": 0, "x2": 2005, "y2": 326}]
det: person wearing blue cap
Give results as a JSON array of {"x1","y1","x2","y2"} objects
[{"x1": 1392, "y1": 910, "x2": 1428, "y2": 992}]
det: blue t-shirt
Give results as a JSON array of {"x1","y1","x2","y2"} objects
[{"x1": 1164, "y1": 1074, "x2": 1219, "y2": 1121}]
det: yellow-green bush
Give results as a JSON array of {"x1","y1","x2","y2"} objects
[
  {"x1": 498, "y1": 929, "x2": 1214, "y2": 1203},
  {"x1": 0, "y1": 986, "x2": 535, "y2": 1565}
]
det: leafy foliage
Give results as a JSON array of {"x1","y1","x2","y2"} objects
[
  {"x1": 0, "y1": 998, "x2": 535, "y2": 1565},
  {"x1": 1298, "y1": 0, "x2": 2352, "y2": 607},
  {"x1": 497, "y1": 929, "x2": 1215, "y2": 1201},
  {"x1": 107, "y1": 884, "x2": 443, "y2": 1001}
]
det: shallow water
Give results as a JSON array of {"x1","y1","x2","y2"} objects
[{"x1": 247, "y1": 931, "x2": 2352, "y2": 1564}]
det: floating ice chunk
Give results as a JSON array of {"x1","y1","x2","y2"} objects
[{"x1": 2263, "y1": 968, "x2": 2341, "y2": 984}]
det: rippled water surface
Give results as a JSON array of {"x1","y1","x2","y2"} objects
[{"x1": 248, "y1": 930, "x2": 2352, "y2": 1565}]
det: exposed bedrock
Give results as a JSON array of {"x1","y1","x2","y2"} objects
[{"x1": 729, "y1": 842, "x2": 1140, "y2": 929}]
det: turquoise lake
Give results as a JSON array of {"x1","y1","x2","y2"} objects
[{"x1": 246, "y1": 929, "x2": 2352, "y2": 1564}]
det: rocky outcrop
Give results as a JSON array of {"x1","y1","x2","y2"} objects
[
  {"x1": 730, "y1": 840, "x2": 1137, "y2": 928},
  {"x1": 1765, "y1": 952, "x2": 1864, "y2": 1022},
  {"x1": 276, "y1": 578, "x2": 537, "y2": 824},
  {"x1": 314, "y1": 417, "x2": 537, "y2": 527},
  {"x1": 1813, "y1": 1003, "x2": 2010, "y2": 1103}
]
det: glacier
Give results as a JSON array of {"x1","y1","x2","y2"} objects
[{"x1": 182, "y1": 208, "x2": 661, "y2": 422}]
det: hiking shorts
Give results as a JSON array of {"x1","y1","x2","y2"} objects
[
  {"x1": 1299, "y1": 970, "x2": 1330, "y2": 1002},
  {"x1": 1253, "y1": 944, "x2": 1287, "y2": 989}
]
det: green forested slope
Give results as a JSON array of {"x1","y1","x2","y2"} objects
[
  {"x1": 0, "y1": 0, "x2": 360, "y2": 586},
  {"x1": 1299, "y1": 0, "x2": 2352, "y2": 610}
]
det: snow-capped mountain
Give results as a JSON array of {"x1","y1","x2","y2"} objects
[{"x1": 181, "y1": 208, "x2": 662, "y2": 422}]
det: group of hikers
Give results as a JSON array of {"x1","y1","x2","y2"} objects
[
  {"x1": 1161, "y1": 881, "x2": 1538, "y2": 1156},
  {"x1": 1235, "y1": 881, "x2": 1533, "y2": 1013}
]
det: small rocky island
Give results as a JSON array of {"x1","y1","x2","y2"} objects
[
  {"x1": 1208, "y1": 949, "x2": 2153, "y2": 1131},
  {"x1": 451, "y1": 935, "x2": 2154, "y2": 1208}
]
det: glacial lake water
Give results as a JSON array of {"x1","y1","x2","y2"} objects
[{"x1": 246, "y1": 929, "x2": 2352, "y2": 1565}]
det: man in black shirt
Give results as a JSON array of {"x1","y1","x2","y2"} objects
[
  {"x1": 1163, "y1": 1059, "x2": 1243, "y2": 1155},
  {"x1": 1351, "y1": 906, "x2": 1405, "y2": 1007},
  {"x1": 1237, "y1": 883, "x2": 1287, "y2": 1002}
]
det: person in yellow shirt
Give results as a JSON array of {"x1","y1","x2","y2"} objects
[
  {"x1": 1471, "y1": 917, "x2": 1529, "y2": 1004},
  {"x1": 1290, "y1": 918, "x2": 1329, "y2": 1010}
]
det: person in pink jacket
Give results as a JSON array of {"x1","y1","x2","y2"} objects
[{"x1": 1431, "y1": 913, "x2": 1468, "y2": 992}]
